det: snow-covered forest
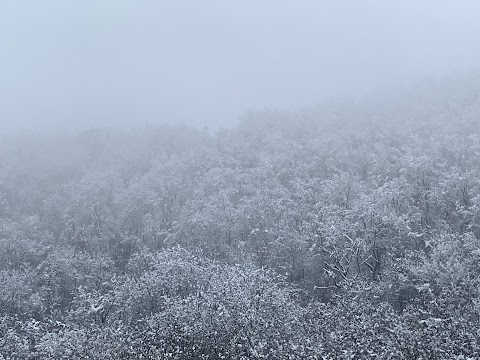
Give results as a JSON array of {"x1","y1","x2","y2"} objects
[{"x1": 1, "y1": 79, "x2": 480, "y2": 359}]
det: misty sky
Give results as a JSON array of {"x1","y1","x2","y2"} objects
[{"x1": 1, "y1": 1, "x2": 480, "y2": 133}]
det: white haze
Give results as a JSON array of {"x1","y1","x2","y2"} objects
[{"x1": 1, "y1": 0, "x2": 480, "y2": 133}]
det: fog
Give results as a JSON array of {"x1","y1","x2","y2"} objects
[
  {"x1": 4, "y1": 2, "x2": 480, "y2": 358},
  {"x1": 1, "y1": 0, "x2": 480, "y2": 133}
]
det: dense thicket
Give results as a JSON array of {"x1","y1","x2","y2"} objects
[{"x1": 1, "y1": 79, "x2": 480, "y2": 358}]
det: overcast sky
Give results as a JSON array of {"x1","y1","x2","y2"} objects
[{"x1": 1, "y1": 1, "x2": 480, "y2": 133}]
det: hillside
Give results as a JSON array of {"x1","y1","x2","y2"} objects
[{"x1": 1, "y1": 79, "x2": 480, "y2": 359}]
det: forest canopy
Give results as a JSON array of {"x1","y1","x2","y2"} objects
[{"x1": 1, "y1": 78, "x2": 480, "y2": 359}]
